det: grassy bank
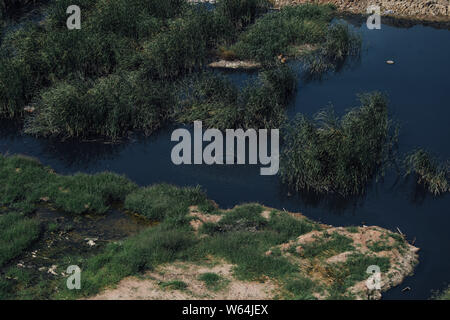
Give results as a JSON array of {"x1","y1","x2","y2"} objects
[
  {"x1": 0, "y1": 154, "x2": 417, "y2": 300},
  {"x1": 0, "y1": 1, "x2": 360, "y2": 139},
  {"x1": 0, "y1": 154, "x2": 137, "y2": 214}
]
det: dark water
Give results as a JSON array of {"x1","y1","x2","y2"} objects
[{"x1": 1, "y1": 21, "x2": 449, "y2": 299}]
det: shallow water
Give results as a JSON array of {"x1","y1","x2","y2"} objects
[{"x1": 1, "y1": 20, "x2": 449, "y2": 299}]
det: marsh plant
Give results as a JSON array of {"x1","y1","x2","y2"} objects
[
  {"x1": 280, "y1": 92, "x2": 398, "y2": 196},
  {"x1": 24, "y1": 71, "x2": 174, "y2": 139},
  {"x1": 176, "y1": 64, "x2": 296, "y2": 130},
  {"x1": 0, "y1": 0, "x2": 359, "y2": 140},
  {"x1": 405, "y1": 149, "x2": 449, "y2": 195}
]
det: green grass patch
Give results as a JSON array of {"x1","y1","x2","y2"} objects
[
  {"x1": 0, "y1": 212, "x2": 41, "y2": 268},
  {"x1": 159, "y1": 280, "x2": 188, "y2": 291},
  {"x1": 326, "y1": 253, "x2": 390, "y2": 296},
  {"x1": 198, "y1": 272, "x2": 229, "y2": 291},
  {"x1": 0, "y1": 154, "x2": 137, "y2": 214},
  {"x1": 284, "y1": 276, "x2": 319, "y2": 300},
  {"x1": 300, "y1": 231, "x2": 354, "y2": 259},
  {"x1": 124, "y1": 183, "x2": 209, "y2": 221}
]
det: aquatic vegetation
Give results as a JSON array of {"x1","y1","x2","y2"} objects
[
  {"x1": 0, "y1": 154, "x2": 137, "y2": 214},
  {"x1": 0, "y1": 1, "x2": 358, "y2": 139},
  {"x1": 143, "y1": 6, "x2": 232, "y2": 80},
  {"x1": 176, "y1": 64, "x2": 296, "y2": 129},
  {"x1": 0, "y1": 212, "x2": 41, "y2": 268},
  {"x1": 232, "y1": 4, "x2": 335, "y2": 63},
  {"x1": 24, "y1": 71, "x2": 174, "y2": 139},
  {"x1": 216, "y1": 0, "x2": 271, "y2": 30},
  {"x1": 280, "y1": 92, "x2": 398, "y2": 196},
  {"x1": 301, "y1": 22, "x2": 361, "y2": 76},
  {"x1": 405, "y1": 149, "x2": 449, "y2": 195}
]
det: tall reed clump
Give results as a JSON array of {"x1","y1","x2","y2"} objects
[
  {"x1": 24, "y1": 71, "x2": 174, "y2": 139},
  {"x1": 302, "y1": 22, "x2": 361, "y2": 76},
  {"x1": 175, "y1": 64, "x2": 296, "y2": 129},
  {"x1": 280, "y1": 92, "x2": 398, "y2": 196},
  {"x1": 216, "y1": 0, "x2": 271, "y2": 30},
  {"x1": 232, "y1": 4, "x2": 336, "y2": 63},
  {"x1": 405, "y1": 149, "x2": 449, "y2": 195},
  {"x1": 143, "y1": 6, "x2": 234, "y2": 80}
]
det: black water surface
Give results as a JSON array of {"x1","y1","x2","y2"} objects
[{"x1": 1, "y1": 21, "x2": 449, "y2": 299}]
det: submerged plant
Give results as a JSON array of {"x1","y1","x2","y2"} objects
[
  {"x1": 405, "y1": 149, "x2": 449, "y2": 195},
  {"x1": 280, "y1": 92, "x2": 398, "y2": 196}
]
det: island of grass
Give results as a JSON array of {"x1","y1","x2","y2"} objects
[
  {"x1": 0, "y1": 154, "x2": 419, "y2": 300},
  {"x1": 0, "y1": 0, "x2": 360, "y2": 139}
]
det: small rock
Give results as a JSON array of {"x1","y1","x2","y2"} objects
[
  {"x1": 85, "y1": 237, "x2": 98, "y2": 247},
  {"x1": 47, "y1": 265, "x2": 58, "y2": 275},
  {"x1": 386, "y1": 60, "x2": 395, "y2": 65}
]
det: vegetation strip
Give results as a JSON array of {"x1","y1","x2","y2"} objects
[{"x1": 0, "y1": 154, "x2": 418, "y2": 300}]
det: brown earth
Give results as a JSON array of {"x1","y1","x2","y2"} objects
[
  {"x1": 273, "y1": 0, "x2": 449, "y2": 21},
  {"x1": 89, "y1": 259, "x2": 278, "y2": 300}
]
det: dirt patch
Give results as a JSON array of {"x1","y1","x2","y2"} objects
[
  {"x1": 89, "y1": 260, "x2": 278, "y2": 300},
  {"x1": 189, "y1": 206, "x2": 223, "y2": 232},
  {"x1": 208, "y1": 60, "x2": 261, "y2": 70},
  {"x1": 273, "y1": 0, "x2": 450, "y2": 21}
]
